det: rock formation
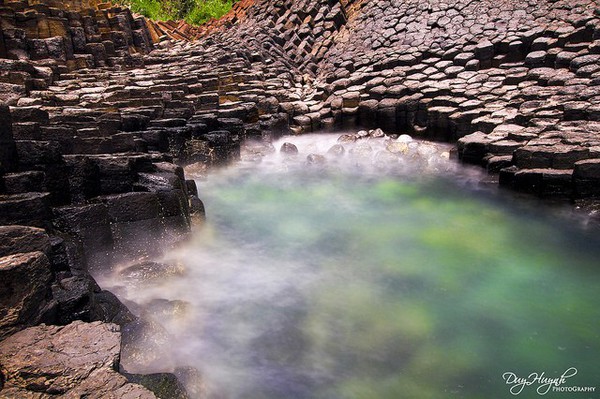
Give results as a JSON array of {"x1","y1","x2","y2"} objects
[
  {"x1": 1, "y1": 0, "x2": 600, "y2": 396},
  {"x1": 0, "y1": 321, "x2": 157, "y2": 397}
]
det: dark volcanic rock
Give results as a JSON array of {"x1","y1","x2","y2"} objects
[
  {"x1": 0, "y1": 225, "x2": 51, "y2": 257},
  {"x1": 124, "y1": 372, "x2": 190, "y2": 399},
  {"x1": 0, "y1": 105, "x2": 18, "y2": 173},
  {"x1": 0, "y1": 192, "x2": 52, "y2": 229}
]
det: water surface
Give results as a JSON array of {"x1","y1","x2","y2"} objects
[{"x1": 99, "y1": 134, "x2": 600, "y2": 399}]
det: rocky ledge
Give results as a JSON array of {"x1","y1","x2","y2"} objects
[
  {"x1": 0, "y1": 321, "x2": 158, "y2": 398},
  {"x1": 1, "y1": 0, "x2": 600, "y2": 396}
]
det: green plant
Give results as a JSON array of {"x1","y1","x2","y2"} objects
[
  {"x1": 114, "y1": 0, "x2": 236, "y2": 24},
  {"x1": 185, "y1": 0, "x2": 236, "y2": 25}
]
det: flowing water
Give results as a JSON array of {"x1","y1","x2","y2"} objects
[{"x1": 98, "y1": 134, "x2": 600, "y2": 399}]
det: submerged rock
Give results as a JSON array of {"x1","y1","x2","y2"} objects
[
  {"x1": 241, "y1": 140, "x2": 276, "y2": 162},
  {"x1": 370, "y1": 128, "x2": 385, "y2": 138},
  {"x1": 337, "y1": 134, "x2": 357, "y2": 143},
  {"x1": 386, "y1": 141, "x2": 409, "y2": 154},
  {"x1": 327, "y1": 144, "x2": 346, "y2": 157},
  {"x1": 397, "y1": 134, "x2": 413, "y2": 143},
  {"x1": 119, "y1": 261, "x2": 186, "y2": 284},
  {"x1": 350, "y1": 142, "x2": 374, "y2": 157},
  {"x1": 124, "y1": 372, "x2": 190, "y2": 399},
  {"x1": 280, "y1": 142, "x2": 299, "y2": 155},
  {"x1": 306, "y1": 154, "x2": 327, "y2": 165}
]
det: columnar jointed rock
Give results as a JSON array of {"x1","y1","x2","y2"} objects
[
  {"x1": 1, "y1": 0, "x2": 600, "y2": 393},
  {"x1": 0, "y1": 251, "x2": 53, "y2": 340}
]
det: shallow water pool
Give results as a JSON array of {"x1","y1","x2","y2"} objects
[{"x1": 99, "y1": 134, "x2": 600, "y2": 399}]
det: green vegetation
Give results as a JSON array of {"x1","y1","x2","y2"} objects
[{"x1": 115, "y1": 0, "x2": 236, "y2": 25}]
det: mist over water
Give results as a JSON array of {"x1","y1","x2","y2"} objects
[{"x1": 97, "y1": 134, "x2": 600, "y2": 399}]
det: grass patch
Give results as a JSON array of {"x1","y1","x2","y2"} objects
[
  {"x1": 186, "y1": 0, "x2": 236, "y2": 25},
  {"x1": 115, "y1": 0, "x2": 236, "y2": 25}
]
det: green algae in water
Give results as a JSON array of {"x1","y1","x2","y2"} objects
[{"x1": 103, "y1": 135, "x2": 600, "y2": 399}]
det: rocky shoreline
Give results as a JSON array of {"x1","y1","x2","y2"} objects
[{"x1": 1, "y1": 0, "x2": 600, "y2": 397}]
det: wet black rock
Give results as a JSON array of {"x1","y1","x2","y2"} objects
[{"x1": 124, "y1": 372, "x2": 190, "y2": 399}]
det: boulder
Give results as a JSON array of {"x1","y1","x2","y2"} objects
[
  {"x1": 280, "y1": 142, "x2": 299, "y2": 155},
  {"x1": 124, "y1": 372, "x2": 190, "y2": 399},
  {"x1": 51, "y1": 275, "x2": 98, "y2": 324},
  {"x1": 0, "y1": 321, "x2": 157, "y2": 398},
  {"x1": 0, "y1": 251, "x2": 53, "y2": 340}
]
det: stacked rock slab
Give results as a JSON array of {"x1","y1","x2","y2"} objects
[
  {"x1": 181, "y1": 0, "x2": 600, "y2": 202},
  {"x1": 0, "y1": 1, "x2": 200, "y2": 396}
]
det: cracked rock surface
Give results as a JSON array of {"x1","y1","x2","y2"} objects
[{"x1": 0, "y1": 321, "x2": 156, "y2": 398}]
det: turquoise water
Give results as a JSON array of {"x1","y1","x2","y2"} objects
[{"x1": 101, "y1": 134, "x2": 600, "y2": 399}]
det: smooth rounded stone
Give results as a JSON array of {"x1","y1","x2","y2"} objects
[
  {"x1": 386, "y1": 141, "x2": 409, "y2": 154},
  {"x1": 397, "y1": 134, "x2": 413, "y2": 143},
  {"x1": 146, "y1": 298, "x2": 190, "y2": 323},
  {"x1": 337, "y1": 133, "x2": 357, "y2": 143},
  {"x1": 118, "y1": 261, "x2": 185, "y2": 284},
  {"x1": 242, "y1": 140, "x2": 276, "y2": 156},
  {"x1": 241, "y1": 141, "x2": 276, "y2": 162},
  {"x1": 356, "y1": 130, "x2": 369, "y2": 138},
  {"x1": 327, "y1": 144, "x2": 346, "y2": 157},
  {"x1": 306, "y1": 153, "x2": 327, "y2": 165},
  {"x1": 292, "y1": 115, "x2": 312, "y2": 127},
  {"x1": 369, "y1": 128, "x2": 385, "y2": 138},
  {"x1": 349, "y1": 142, "x2": 374, "y2": 157},
  {"x1": 417, "y1": 143, "x2": 439, "y2": 158},
  {"x1": 280, "y1": 142, "x2": 299, "y2": 155},
  {"x1": 0, "y1": 321, "x2": 157, "y2": 398}
]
